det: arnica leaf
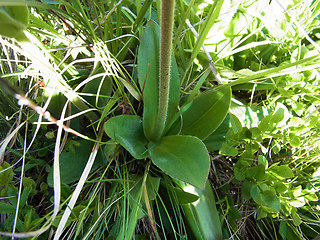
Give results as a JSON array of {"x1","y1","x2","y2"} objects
[
  {"x1": 203, "y1": 114, "x2": 230, "y2": 151},
  {"x1": 0, "y1": 5, "x2": 29, "y2": 42},
  {"x1": 149, "y1": 135, "x2": 210, "y2": 189},
  {"x1": 137, "y1": 20, "x2": 179, "y2": 141},
  {"x1": 180, "y1": 181, "x2": 223, "y2": 240},
  {"x1": 180, "y1": 86, "x2": 231, "y2": 140},
  {"x1": 104, "y1": 115, "x2": 149, "y2": 159}
]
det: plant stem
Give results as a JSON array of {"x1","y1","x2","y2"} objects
[{"x1": 153, "y1": 0, "x2": 175, "y2": 141}]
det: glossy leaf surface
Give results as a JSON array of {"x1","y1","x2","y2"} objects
[
  {"x1": 181, "y1": 181, "x2": 223, "y2": 240},
  {"x1": 149, "y1": 135, "x2": 209, "y2": 189},
  {"x1": 138, "y1": 20, "x2": 179, "y2": 141},
  {"x1": 180, "y1": 86, "x2": 231, "y2": 140},
  {"x1": 104, "y1": 115, "x2": 148, "y2": 159},
  {"x1": 161, "y1": 183, "x2": 199, "y2": 204}
]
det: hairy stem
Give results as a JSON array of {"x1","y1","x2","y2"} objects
[{"x1": 153, "y1": 0, "x2": 175, "y2": 141}]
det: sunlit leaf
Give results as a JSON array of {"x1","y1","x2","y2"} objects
[
  {"x1": 0, "y1": 5, "x2": 29, "y2": 41},
  {"x1": 261, "y1": 190, "x2": 281, "y2": 212},
  {"x1": 289, "y1": 133, "x2": 301, "y2": 147},
  {"x1": 181, "y1": 181, "x2": 223, "y2": 240},
  {"x1": 258, "y1": 155, "x2": 268, "y2": 169},
  {"x1": 162, "y1": 183, "x2": 199, "y2": 204},
  {"x1": 220, "y1": 141, "x2": 238, "y2": 157},
  {"x1": 270, "y1": 165, "x2": 294, "y2": 179}
]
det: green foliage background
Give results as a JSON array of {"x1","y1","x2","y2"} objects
[{"x1": 0, "y1": 0, "x2": 320, "y2": 239}]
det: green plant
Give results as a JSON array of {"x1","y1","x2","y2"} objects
[
  {"x1": 103, "y1": 1, "x2": 230, "y2": 238},
  {"x1": 1, "y1": 0, "x2": 320, "y2": 239}
]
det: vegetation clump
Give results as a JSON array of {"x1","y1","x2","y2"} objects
[{"x1": 0, "y1": 0, "x2": 320, "y2": 239}]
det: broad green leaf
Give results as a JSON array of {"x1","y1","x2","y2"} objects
[
  {"x1": 149, "y1": 135, "x2": 209, "y2": 189},
  {"x1": 0, "y1": 202, "x2": 16, "y2": 214},
  {"x1": 258, "y1": 155, "x2": 268, "y2": 169},
  {"x1": 256, "y1": 206, "x2": 268, "y2": 220},
  {"x1": 239, "y1": 149, "x2": 254, "y2": 164},
  {"x1": 228, "y1": 206, "x2": 242, "y2": 221},
  {"x1": 234, "y1": 160, "x2": 250, "y2": 181},
  {"x1": 246, "y1": 165, "x2": 265, "y2": 181},
  {"x1": 279, "y1": 220, "x2": 288, "y2": 240},
  {"x1": 204, "y1": 114, "x2": 230, "y2": 151},
  {"x1": 250, "y1": 127, "x2": 262, "y2": 141},
  {"x1": 250, "y1": 184, "x2": 264, "y2": 206},
  {"x1": 104, "y1": 115, "x2": 148, "y2": 159},
  {"x1": 47, "y1": 140, "x2": 105, "y2": 186},
  {"x1": 261, "y1": 190, "x2": 281, "y2": 212},
  {"x1": 270, "y1": 165, "x2": 294, "y2": 179},
  {"x1": 162, "y1": 183, "x2": 199, "y2": 204},
  {"x1": 242, "y1": 180, "x2": 254, "y2": 200},
  {"x1": 180, "y1": 86, "x2": 231, "y2": 140},
  {"x1": 138, "y1": 21, "x2": 179, "y2": 141},
  {"x1": 220, "y1": 141, "x2": 238, "y2": 157},
  {"x1": 292, "y1": 210, "x2": 302, "y2": 226},
  {"x1": 0, "y1": 5, "x2": 29, "y2": 41},
  {"x1": 289, "y1": 133, "x2": 301, "y2": 147},
  {"x1": 230, "y1": 113, "x2": 242, "y2": 134},
  {"x1": 181, "y1": 181, "x2": 223, "y2": 240},
  {"x1": 274, "y1": 182, "x2": 288, "y2": 193}
]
